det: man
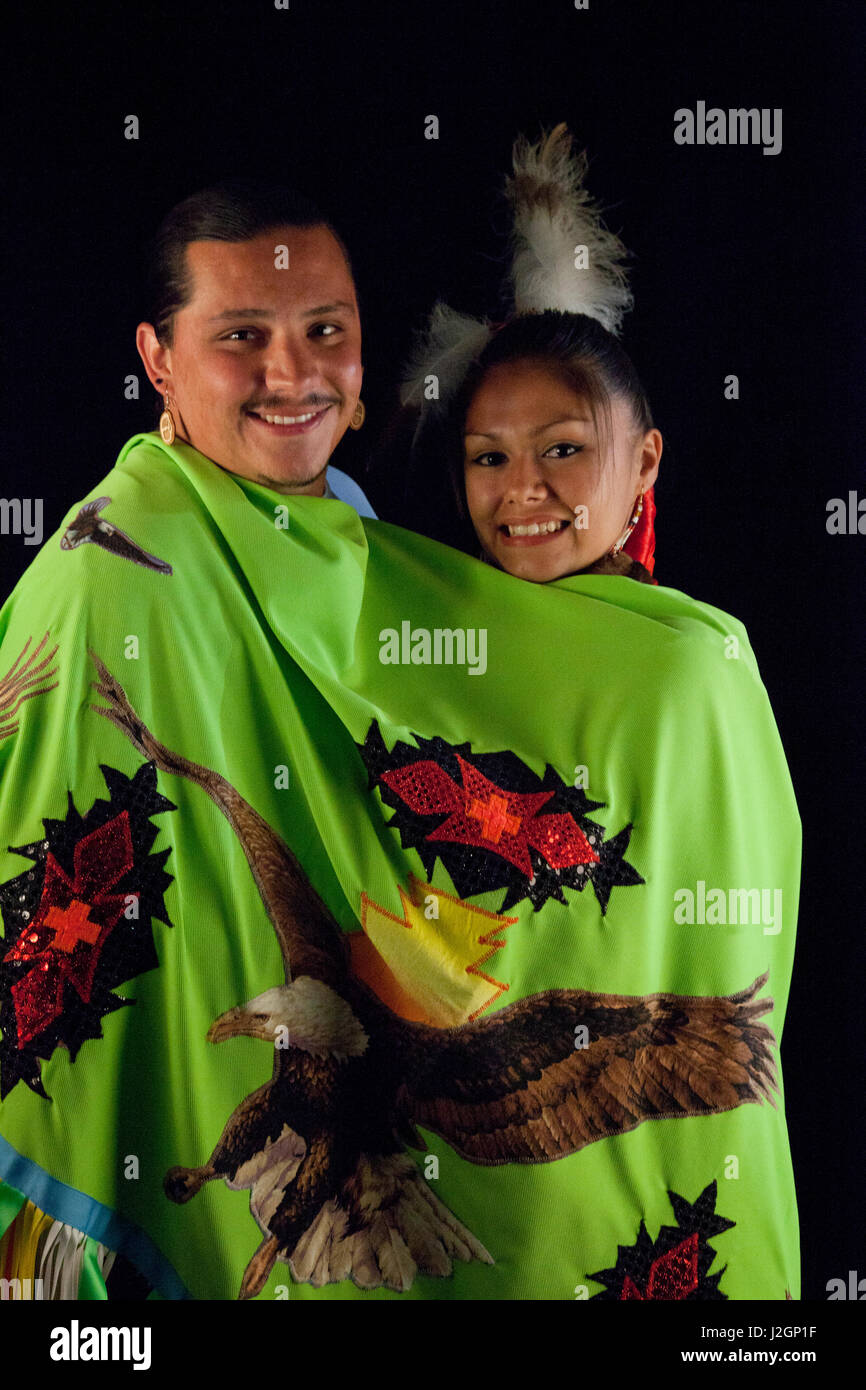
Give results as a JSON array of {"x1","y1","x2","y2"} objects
[
  {"x1": 137, "y1": 181, "x2": 376, "y2": 516},
  {"x1": 0, "y1": 179, "x2": 800, "y2": 1304},
  {"x1": 0, "y1": 179, "x2": 386, "y2": 1299}
]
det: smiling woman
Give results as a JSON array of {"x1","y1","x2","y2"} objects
[
  {"x1": 398, "y1": 126, "x2": 661, "y2": 582},
  {"x1": 457, "y1": 314, "x2": 662, "y2": 584}
]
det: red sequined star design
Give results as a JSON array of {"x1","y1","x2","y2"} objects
[
  {"x1": 4, "y1": 813, "x2": 134, "y2": 1047},
  {"x1": 0, "y1": 761, "x2": 175, "y2": 1099},
  {"x1": 620, "y1": 1232, "x2": 700, "y2": 1299},
  {"x1": 382, "y1": 756, "x2": 599, "y2": 878},
  {"x1": 359, "y1": 722, "x2": 643, "y2": 914},
  {"x1": 588, "y1": 1182, "x2": 735, "y2": 1300}
]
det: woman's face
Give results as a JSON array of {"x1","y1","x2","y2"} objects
[{"x1": 463, "y1": 360, "x2": 662, "y2": 582}]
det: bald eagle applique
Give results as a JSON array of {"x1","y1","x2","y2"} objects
[
  {"x1": 359, "y1": 721, "x2": 644, "y2": 913},
  {"x1": 88, "y1": 652, "x2": 779, "y2": 1299},
  {"x1": 61, "y1": 497, "x2": 173, "y2": 575}
]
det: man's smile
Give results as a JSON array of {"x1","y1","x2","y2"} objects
[{"x1": 244, "y1": 404, "x2": 334, "y2": 435}]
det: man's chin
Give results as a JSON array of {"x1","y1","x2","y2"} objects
[{"x1": 231, "y1": 441, "x2": 333, "y2": 494}]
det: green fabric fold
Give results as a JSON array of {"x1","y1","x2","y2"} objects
[{"x1": 0, "y1": 432, "x2": 800, "y2": 1300}]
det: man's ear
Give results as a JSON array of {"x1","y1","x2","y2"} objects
[{"x1": 136, "y1": 323, "x2": 172, "y2": 394}]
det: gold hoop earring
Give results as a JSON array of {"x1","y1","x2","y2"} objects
[
  {"x1": 159, "y1": 393, "x2": 176, "y2": 446},
  {"x1": 608, "y1": 490, "x2": 644, "y2": 556},
  {"x1": 349, "y1": 400, "x2": 366, "y2": 431}
]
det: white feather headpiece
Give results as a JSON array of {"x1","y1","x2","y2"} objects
[
  {"x1": 399, "y1": 122, "x2": 633, "y2": 409},
  {"x1": 399, "y1": 302, "x2": 492, "y2": 409},
  {"x1": 506, "y1": 122, "x2": 632, "y2": 333}
]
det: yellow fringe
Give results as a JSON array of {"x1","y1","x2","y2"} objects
[{"x1": 0, "y1": 1186, "x2": 55, "y2": 1292}]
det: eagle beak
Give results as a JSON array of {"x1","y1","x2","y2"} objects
[{"x1": 207, "y1": 1006, "x2": 249, "y2": 1044}]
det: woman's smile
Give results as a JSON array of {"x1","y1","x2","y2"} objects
[
  {"x1": 497, "y1": 517, "x2": 572, "y2": 542},
  {"x1": 463, "y1": 360, "x2": 661, "y2": 582}
]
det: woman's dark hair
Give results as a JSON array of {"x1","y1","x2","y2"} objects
[
  {"x1": 146, "y1": 179, "x2": 354, "y2": 344},
  {"x1": 448, "y1": 309, "x2": 654, "y2": 521}
]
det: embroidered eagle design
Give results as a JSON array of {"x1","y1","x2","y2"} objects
[
  {"x1": 61, "y1": 497, "x2": 173, "y2": 574},
  {"x1": 88, "y1": 651, "x2": 779, "y2": 1299},
  {"x1": 0, "y1": 633, "x2": 59, "y2": 742}
]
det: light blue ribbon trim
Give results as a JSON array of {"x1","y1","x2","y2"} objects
[{"x1": 0, "y1": 1134, "x2": 191, "y2": 1300}]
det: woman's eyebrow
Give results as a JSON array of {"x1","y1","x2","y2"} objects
[
  {"x1": 465, "y1": 416, "x2": 593, "y2": 440},
  {"x1": 532, "y1": 416, "x2": 593, "y2": 431}
]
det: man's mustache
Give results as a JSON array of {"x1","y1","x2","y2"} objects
[{"x1": 246, "y1": 396, "x2": 339, "y2": 411}]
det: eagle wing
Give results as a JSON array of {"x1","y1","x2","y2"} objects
[
  {"x1": 91, "y1": 522, "x2": 173, "y2": 574},
  {"x1": 88, "y1": 651, "x2": 349, "y2": 985},
  {"x1": 396, "y1": 973, "x2": 777, "y2": 1164}
]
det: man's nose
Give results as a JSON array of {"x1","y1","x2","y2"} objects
[{"x1": 262, "y1": 336, "x2": 319, "y2": 393}]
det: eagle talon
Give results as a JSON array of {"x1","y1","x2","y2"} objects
[{"x1": 164, "y1": 1165, "x2": 210, "y2": 1204}]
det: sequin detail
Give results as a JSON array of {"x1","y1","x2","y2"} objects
[
  {"x1": 359, "y1": 721, "x2": 644, "y2": 913},
  {"x1": 588, "y1": 1181, "x2": 735, "y2": 1300},
  {"x1": 0, "y1": 762, "x2": 176, "y2": 1099}
]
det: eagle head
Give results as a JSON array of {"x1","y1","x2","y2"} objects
[{"x1": 207, "y1": 976, "x2": 368, "y2": 1060}]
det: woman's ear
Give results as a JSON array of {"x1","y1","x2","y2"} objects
[{"x1": 638, "y1": 428, "x2": 663, "y2": 490}]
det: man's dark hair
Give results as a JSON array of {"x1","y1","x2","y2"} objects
[{"x1": 146, "y1": 179, "x2": 354, "y2": 344}]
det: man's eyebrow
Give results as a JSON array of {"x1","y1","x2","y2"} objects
[
  {"x1": 207, "y1": 308, "x2": 273, "y2": 322},
  {"x1": 207, "y1": 301, "x2": 357, "y2": 323},
  {"x1": 301, "y1": 300, "x2": 357, "y2": 318},
  {"x1": 465, "y1": 416, "x2": 593, "y2": 439}
]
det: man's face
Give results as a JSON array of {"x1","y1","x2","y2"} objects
[{"x1": 141, "y1": 225, "x2": 362, "y2": 492}]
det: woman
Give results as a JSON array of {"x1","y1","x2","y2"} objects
[{"x1": 457, "y1": 310, "x2": 662, "y2": 585}]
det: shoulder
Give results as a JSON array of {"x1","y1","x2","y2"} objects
[
  {"x1": 559, "y1": 572, "x2": 760, "y2": 683},
  {"x1": 1, "y1": 434, "x2": 188, "y2": 635},
  {"x1": 325, "y1": 466, "x2": 378, "y2": 519}
]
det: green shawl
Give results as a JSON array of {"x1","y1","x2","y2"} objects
[{"x1": 0, "y1": 432, "x2": 800, "y2": 1300}]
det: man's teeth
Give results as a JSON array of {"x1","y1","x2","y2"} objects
[
  {"x1": 259, "y1": 410, "x2": 321, "y2": 425},
  {"x1": 505, "y1": 520, "x2": 567, "y2": 537}
]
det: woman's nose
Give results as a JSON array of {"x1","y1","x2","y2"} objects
[{"x1": 503, "y1": 453, "x2": 547, "y2": 498}]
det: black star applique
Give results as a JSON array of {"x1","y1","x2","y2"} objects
[
  {"x1": 358, "y1": 721, "x2": 644, "y2": 914},
  {"x1": 587, "y1": 1181, "x2": 736, "y2": 1300},
  {"x1": 0, "y1": 762, "x2": 175, "y2": 1099}
]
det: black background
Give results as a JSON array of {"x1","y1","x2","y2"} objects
[{"x1": 2, "y1": 0, "x2": 863, "y2": 1302}]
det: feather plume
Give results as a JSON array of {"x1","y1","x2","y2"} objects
[
  {"x1": 399, "y1": 301, "x2": 491, "y2": 409},
  {"x1": 505, "y1": 122, "x2": 633, "y2": 334}
]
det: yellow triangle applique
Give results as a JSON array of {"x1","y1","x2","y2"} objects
[{"x1": 352, "y1": 875, "x2": 517, "y2": 1027}]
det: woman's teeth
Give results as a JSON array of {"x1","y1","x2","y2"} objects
[{"x1": 504, "y1": 520, "x2": 568, "y2": 537}]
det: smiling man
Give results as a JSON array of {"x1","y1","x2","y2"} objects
[
  {"x1": 0, "y1": 182, "x2": 381, "y2": 1300},
  {"x1": 134, "y1": 184, "x2": 369, "y2": 511},
  {"x1": 136, "y1": 181, "x2": 376, "y2": 512}
]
